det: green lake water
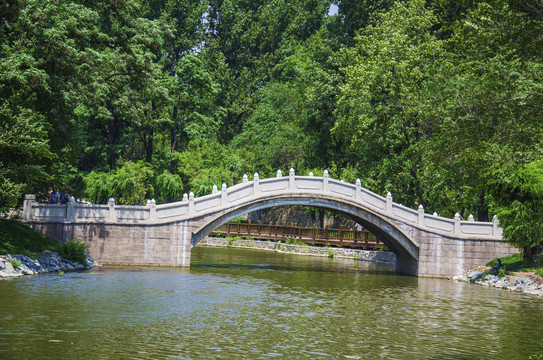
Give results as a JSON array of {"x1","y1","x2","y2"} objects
[{"x1": 1, "y1": 246, "x2": 542, "y2": 359}]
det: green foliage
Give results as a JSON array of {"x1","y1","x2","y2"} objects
[
  {"x1": 0, "y1": 219, "x2": 59, "y2": 255},
  {"x1": 2, "y1": 0, "x2": 542, "y2": 257},
  {"x1": 284, "y1": 238, "x2": 309, "y2": 246},
  {"x1": 497, "y1": 266, "x2": 507, "y2": 279},
  {"x1": 56, "y1": 240, "x2": 88, "y2": 265},
  {"x1": 536, "y1": 270, "x2": 543, "y2": 278},
  {"x1": 7, "y1": 259, "x2": 22, "y2": 269},
  {"x1": 489, "y1": 161, "x2": 543, "y2": 266},
  {"x1": 486, "y1": 254, "x2": 524, "y2": 271},
  {"x1": 486, "y1": 254, "x2": 543, "y2": 275},
  {"x1": 334, "y1": 0, "x2": 447, "y2": 209},
  {"x1": 328, "y1": 249, "x2": 336, "y2": 258},
  {"x1": 83, "y1": 161, "x2": 154, "y2": 205}
]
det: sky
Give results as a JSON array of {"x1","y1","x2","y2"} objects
[{"x1": 328, "y1": 3, "x2": 338, "y2": 16}]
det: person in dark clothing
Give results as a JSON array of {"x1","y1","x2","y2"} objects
[{"x1": 60, "y1": 188, "x2": 70, "y2": 204}]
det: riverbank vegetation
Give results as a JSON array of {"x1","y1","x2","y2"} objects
[
  {"x1": 1, "y1": 0, "x2": 542, "y2": 265},
  {"x1": 0, "y1": 219, "x2": 88, "y2": 264},
  {"x1": 487, "y1": 254, "x2": 543, "y2": 277}
]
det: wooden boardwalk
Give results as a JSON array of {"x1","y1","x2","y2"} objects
[{"x1": 209, "y1": 220, "x2": 384, "y2": 250}]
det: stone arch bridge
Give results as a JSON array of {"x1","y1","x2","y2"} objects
[{"x1": 23, "y1": 170, "x2": 517, "y2": 277}]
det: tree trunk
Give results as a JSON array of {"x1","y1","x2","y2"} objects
[
  {"x1": 477, "y1": 192, "x2": 489, "y2": 222},
  {"x1": 523, "y1": 245, "x2": 543, "y2": 267}
]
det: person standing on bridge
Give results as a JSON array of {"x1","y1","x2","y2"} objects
[
  {"x1": 48, "y1": 188, "x2": 60, "y2": 204},
  {"x1": 60, "y1": 188, "x2": 70, "y2": 204}
]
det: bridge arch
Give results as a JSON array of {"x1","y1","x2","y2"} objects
[
  {"x1": 191, "y1": 195, "x2": 419, "y2": 263},
  {"x1": 22, "y1": 170, "x2": 517, "y2": 277}
]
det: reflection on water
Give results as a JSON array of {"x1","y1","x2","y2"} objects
[{"x1": 0, "y1": 246, "x2": 542, "y2": 359}]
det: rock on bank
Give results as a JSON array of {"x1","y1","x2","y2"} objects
[
  {"x1": 0, "y1": 251, "x2": 98, "y2": 278},
  {"x1": 454, "y1": 269, "x2": 543, "y2": 297}
]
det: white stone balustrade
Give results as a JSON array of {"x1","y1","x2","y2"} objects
[{"x1": 22, "y1": 170, "x2": 502, "y2": 239}]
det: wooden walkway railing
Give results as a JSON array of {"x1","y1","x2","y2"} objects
[{"x1": 208, "y1": 220, "x2": 383, "y2": 250}]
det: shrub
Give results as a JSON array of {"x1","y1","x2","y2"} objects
[
  {"x1": 498, "y1": 266, "x2": 507, "y2": 278},
  {"x1": 7, "y1": 258, "x2": 21, "y2": 268},
  {"x1": 57, "y1": 240, "x2": 88, "y2": 264},
  {"x1": 536, "y1": 269, "x2": 543, "y2": 277}
]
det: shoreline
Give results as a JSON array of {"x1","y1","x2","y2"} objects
[
  {"x1": 453, "y1": 267, "x2": 543, "y2": 297},
  {"x1": 0, "y1": 251, "x2": 98, "y2": 278},
  {"x1": 197, "y1": 237, "x2": 397, "y2": 263}
]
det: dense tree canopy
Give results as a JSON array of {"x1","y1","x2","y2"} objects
[{"x1": 1, "y1": 0, "x2": 542, "y2": 263}]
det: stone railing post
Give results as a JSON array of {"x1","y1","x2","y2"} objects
[
  {"x1": 221, "y1": 184, "x2": 227, "y2": 207},
  {"x1": 323, "y1": 170, "x2": 329, "y2": 192},
  {"x1": 276, "y1": 169, "x2": 282, "y2": 177},
  {"x1": 66, "y1": 196, "x2": 76, "y2": 221},
  {"x1": 468, "y1": 214, "x2": 474, "y2": 221},
  {"x1": 385, "y1": 192, "x2": 393, "y2": 214},
  {"x1": 417, "y1": 204, "x2": 424, "y2": 226},
  {"x1": 454, "y1": 213, "x2": 461, "y2": 234},
  {"x1": 108, "y1": 198, "x2": 117, "y2": 222},
  {"x1": 492, "y1": 215, "x2": 500, "y2": 236},
  {"x1": 188, "y1": 192, "x2": 194, "y2": 215},
  {"x1": 23, "y1": 194, "x2": 36, "y2": 221},
  {"x1": 243, "y1": 174, "x2": 248, "y2": 183},
  {"x1": 212, "y1": 185, "x2": 218, "y2": 194},
  {"x1": 148, "y1": 199, "x2": 156, "y2": 221},
  {"x1": 289, "y1": 168, "x2": 295, "y2": 191},
  {"x1": 355, "y1": 179, "x2": 361, "y2": 202},
  {"x1": 253, "y1": 173, "x2": 260, "y2": 195}
]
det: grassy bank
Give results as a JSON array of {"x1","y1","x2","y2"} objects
[
  {"x1": 0, "y1": 219, "x2": 89, "y2": 264},
  {"x1": 0, "y1": 218, "x2": 59, "y2": 257},
  {"x1": 486, "y1": 254, "x2": 543, "y2": 277}
]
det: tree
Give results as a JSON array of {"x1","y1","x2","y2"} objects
[
  {"x1": 489, "y1": 161, "x2": 543, "y2": 267},
  {"x1": 233, "y1": 82, "x2": 310, "y2": 175},
  {"x1": 333, "y1": 0, "x2": 448, "y2": 209}
]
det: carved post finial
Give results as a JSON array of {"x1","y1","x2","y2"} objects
[
  {"x1": 23, "y1": 194, "x2": 37, "y2": 220},
  {"x1": 454, "y1": 212, "x2": 461, "y2": 234},
  {"x1": 183, "y1": 193, "x2": 188, "y2": 202},
  {"x1": 418, "y1": 204, "x2": 424, "y2": 226},
  {"x1": 355, "y1": 178, "x2": 361, "y2": 201},
  {"x1": 492, "y1": 214, "x2": 500, "y2": 236},
  {"x1": 212, "y1": 185, "x2": 218, "y2": 194},
  {"x1": 188, "y1": 192, "x2": 195, "y2": 214},
  {"x1": 149, "y1": 198, "x2": 157, "y2": 221},
  {"x1": 323, "y1": 170, "x2": 329, "y2": 192},
  {"x1": 108, "y1": 198, "x2": 116, "y2": 222},
  {"x1": 66, "y1": 196, "x2": 75, "y2": 221},
  {"x1": 243, "y1": 174, "x2": 248, "y2": 183},
  {"x1": 276, "y1": 169, "x2": 282, "y2": 177},
  {"x1": 221, "y1": 183, "x2": 227, "y2": 206},
  {"x1": 289, "y1": 168, "x2": 295, "y2": 190},
  {"x1": 468, "y1": 214, "x2": 474, "y2": 221},
  {"x1": 386, "y1": 192, "x2": 393, "y2": 213},
  {"x1": 309, "y1": 172, "x2": 313, "y2": 177},
  {"x1": 253, "y1": 173, "x2": 260, "y2": 195}
]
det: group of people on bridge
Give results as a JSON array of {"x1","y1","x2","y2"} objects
[{"x1": 48, "y1": 188, "x2": 70, "y2": 205}]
